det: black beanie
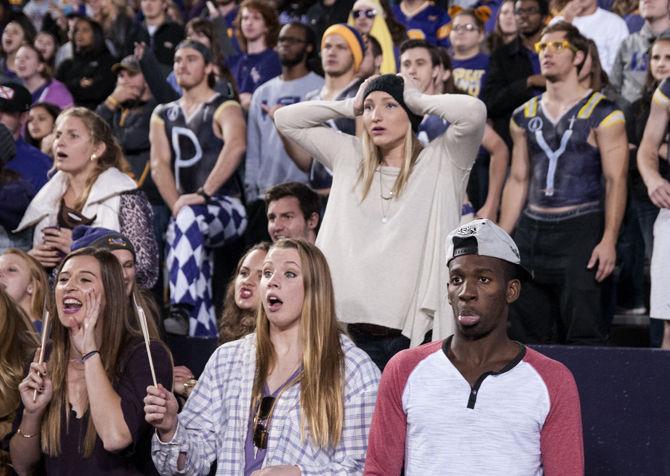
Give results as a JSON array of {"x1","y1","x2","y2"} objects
[{"x1": 362, "y1": 75, "x2": 423, "y2": 133}]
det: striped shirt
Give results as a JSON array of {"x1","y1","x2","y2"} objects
[{"x1": 152, "y1": 334, "x2": 380, "y2": 475}]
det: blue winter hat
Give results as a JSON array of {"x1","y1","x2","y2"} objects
[{"x1": 71, "y1": 226, "x2": 135, "y2": 258}]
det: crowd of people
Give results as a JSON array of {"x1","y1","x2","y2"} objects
[{"x1": 0, "y1": 0, "x2": 668, "y2": 472}]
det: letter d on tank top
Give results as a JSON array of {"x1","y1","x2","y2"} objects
[{"x1": 171, "y1": 126, "x2": 203, "y2": 194}]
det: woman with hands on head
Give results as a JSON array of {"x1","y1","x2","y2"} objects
[
  {"x1": 274, "y1": 73, "x2": 486, "y2": 369},
  {"x1": 9, "y1": 247, "x2": 172, "y2": 475},
  {"x1": 144, "y1": 239, "x2": 380, "y2": 475}
]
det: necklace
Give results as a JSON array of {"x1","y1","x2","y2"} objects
[
  {"x1": 378, "y1": 167, "x2": 394, "y2": 223},
  {"x1": 379, "y1": 167, "x2": 394, "y2": 200}
]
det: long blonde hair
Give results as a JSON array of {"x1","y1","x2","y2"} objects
[
  {"x1": 253, "y1": 239, "x2": 345, "y2": 448},
  {"x1": 2, "y1": 248, "x2": 48, "y2": 323},
  {"x1": 41, "y1": 248, "x2": 144, "y2": 457},
  {"x1": 357, "y1": 124, "x2": 422, "y2": 200},
  {"x1": 55, "y1": 108, "x2": 130, "y2": 212},
  {"x1": 0, "y1": 288, "x2": 39, "y2": 418}
]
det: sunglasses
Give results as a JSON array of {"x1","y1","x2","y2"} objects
[
  {"x1": 452, "y1": 23, "x2": 479, "y2": 33},
  {"x1": 278, "y1": 36, "x2": 307, "y2": 46},
  {"x1": 352, "y1": 8, "x2": 377, "y2": 19},
  {"x1": 533, "y1": 39, "x2": 578, "y2": 54},
  {"x1": 514, "y1": 6, "x2": 540, "y2": 15},
  {"x1": 253, "y1": 396, "x2": 275, "y2": 450}
]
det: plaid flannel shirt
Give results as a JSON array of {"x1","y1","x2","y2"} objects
[{"x1": 152, "y1": 333, "x2": 380, "y2": 475}]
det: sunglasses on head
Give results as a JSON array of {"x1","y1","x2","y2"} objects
[
  {"x1": 253, "y1": 396, "x2": 275, "y2": 450},
  {"x1": 353, "y1": 8, "x2": 377, "y2": 19},
  {"x1": 533, "y1": 39, "x2": 578, "y2": 54}
]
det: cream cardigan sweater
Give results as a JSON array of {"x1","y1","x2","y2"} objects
[
  {"x1": 275, "y1": 92, "x2": 486, "y2": 346},
  {"x1": 15, "y1": 167, "x2": 137, "y2": 248}
]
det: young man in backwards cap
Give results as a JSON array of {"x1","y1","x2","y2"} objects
[
  {"x1": 365, "y1": 219, "x2": 584, "y2": 475},
  {"x1": 150, "y1": 40, "x2": 247, "y2": 337}
]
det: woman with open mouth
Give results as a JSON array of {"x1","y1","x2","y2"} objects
[
  {"x1": 10, "y1": 247, "x2": 173, "y2": 474},
  {"x1": 172, "y1": 242, "x2": 271, "y2": 402},
  {"x1": 274, "y1": 73, "x2": 486, "y2": 369},
  {"x1": 144, "y1": 239, "x2": 380, "y2": 475},
  {"x1": 15, "y1": 107, "x2": 158, "y2": 290}
]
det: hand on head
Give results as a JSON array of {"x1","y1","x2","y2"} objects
[
  {"x1": 396, "y1": 72, "x2": 422, "y2": 111},
  {"x1": 353, "y1": 74, "x2": 380, "y2": 115}
]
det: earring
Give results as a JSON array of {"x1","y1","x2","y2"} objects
[{"x1": 90, "y1": 154, "x2": 97, "y2": 162}]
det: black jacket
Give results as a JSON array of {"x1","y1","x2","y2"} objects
[
  {"x1": 128, "y1": 21, "x2": 185, "y2": 75},
  {"x1": 55, "y1": 49, "x2": 117, "y2": 110},
  {"x1": 483, "y1": 37, "x2": 544, "y2": 146},
  {"x1": 305, "y1": 0, "x2": 356, "y2": 47}
]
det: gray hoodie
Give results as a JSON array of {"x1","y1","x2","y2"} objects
[{"x1": 610, "y1": 23, "x2": 670, "y2": 104}]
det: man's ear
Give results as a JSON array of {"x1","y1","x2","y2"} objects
[
  {"x1": 431, "y1": 65, "x2": 440, "y2": 81},
  {"x1": 306, "y1": 211, "x2": 319, "y2": 231},
  {"x1": 441, "y1": 68, "x2": 451, "y2": 82},
  {"x1": 506, "y1": 279, "x2": 521, "y2": 304}
]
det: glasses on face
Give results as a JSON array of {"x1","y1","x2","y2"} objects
[
  {"x1": 277, "y1": 36, "x2": 307, "y2": 46},
  {"x1": 451, "y1": 23, "x2": 479, "y2": 33},
  {"x1": 352, "y1": 8, "x2": 377, "y2": 19},
  {"x1": 253, "y1": 396, "x2": 275, "y2": 450},
  {"x1": 514, "y1": 6, "x2": 540, "y2": 15},
  {"x1": 533, "y1": 39, "x2": 577, "y2": 54}
]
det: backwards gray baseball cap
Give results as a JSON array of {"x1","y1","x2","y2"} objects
[{"x1": 446, "y1": 219, "x2": 531, "y2": 280}]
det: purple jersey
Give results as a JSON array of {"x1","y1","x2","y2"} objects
[
  {"x1": 392, "y1": 2, "x2": 451, "y2": 47},
  {"x1": 228, "y1": 48, "x2": 282, "y2": 94},
  {"x1": 451, "y1": 53, "x2": 490, "y2": 99}
]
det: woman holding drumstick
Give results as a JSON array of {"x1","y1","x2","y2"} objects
[{"x1": 9, "y1": 248, "x2": 172, "y2": 475}]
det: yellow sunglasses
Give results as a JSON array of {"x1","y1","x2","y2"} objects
[{"x1": 533, "y1": 39, "x2": 578, "y2": 54}]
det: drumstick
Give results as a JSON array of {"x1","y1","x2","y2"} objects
[
  {"x1": 33, "y1": 306, "x2": 50, "y2": 403},
  {"x1": 132, "y1": 292, "x2": 157, "y2": 387}
]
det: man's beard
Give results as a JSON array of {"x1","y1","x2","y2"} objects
[
  {"x1": 323, "y1": 57, "x2": 354, "y2": 78},
  {"x1": 281, "y1": 49, "x2": 306, "y2": 67},
  {"x1": 521, "y1": 24, "x2": 543, "y2": 39}
]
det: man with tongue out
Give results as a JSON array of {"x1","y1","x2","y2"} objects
[{"x1": 365, "y1": 218, "x2": 584, "y2": 476}]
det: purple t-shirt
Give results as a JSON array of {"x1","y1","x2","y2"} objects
[
  {"x1": 244, "y1": 367, "x2": 302, "y2": 475},
  {"x1": 228, "y1": 48, "x2": 282, "y2": 94},
  {"x1": 451, "y1": 53, "x2": 490, "y2": 99}
]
